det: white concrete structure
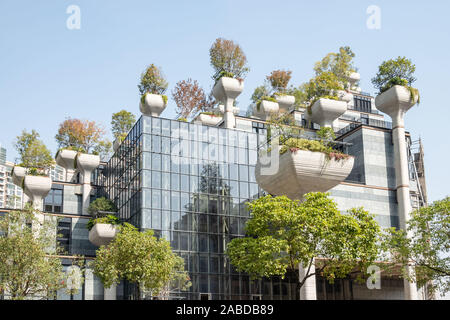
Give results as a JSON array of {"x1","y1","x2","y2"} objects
[
  {"x1": 307, "y1": 98, "x2": 347, "y2": 129},
  {"x1": 195, "y1": 113, "x2": 223, "y2": 126},
  {"x1": 218, "y1": 104, "x2": 239, "y2": 115},
  {"x1": 88, "y1": 223, "x2": 118, "y2": 247},
  {"x1": 23, "y1": 175, "x2": 52, "y2": 210},
  {"x1": 11, "y1": 166, "x2": 26, "y2": 187},
  {"x1": 139, "y1": 93, "x2": 167, "y2": 117},
  {"x1": 255, "y1": 149, "x2": 355, "y2": 200},
  {"x1": 253, "y1": 100, "x2": 279, "y2": 120},
  {"x1": 212, "y1": 77, "x2": 244, "y2": 129},
  {"x1": 75, "y1": 153, "x2": 100, "y2": 214},
  {"x1": 375, "y1": 84, "x2": 419, "y2": 300},
  {"x1": 275, "y1": 94, "x2": 295, "y2": 113},
  {"x1": 337, "y1": 90, "x2": 353, "y2": 103},
  {"x1": 56, "y1": 149, "x2": 78, "y2": 182}
]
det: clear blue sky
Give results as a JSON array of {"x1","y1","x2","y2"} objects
[{"x1": 0, "y1": 0, "x2": 449, "y2": 202}]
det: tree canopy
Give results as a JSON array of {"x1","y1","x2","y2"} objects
[
  {"x1": 14, "y1": 129, "x2": 54, "y2": 172},
  {"x1": 226, "y1": 193, "x2": 382, "y2": 299},
  {"x1": 93, "y1": 223, "x2": 190, "y2": 299},
  {"x1": 382, "y1": 197, "x2": 450, "y2": 297},
  {"x1": 172, "y1": 79, "x2": 213, "y2": 119},
  {"x1": 209, "y1": 38, "x2": 249, "y2": 82},
  {"x1": 55, "y1": 118, "x2": 111, "y2": 158},
  {"x1": 138, "y1": 64, "x2": 168, "y2": 96},
  {"x1": 111, "y1": 110, "x2": 136, "y2": 141},
  {"x1": 0, "y1": 205, "x2": 82, "y2": 299},
  {"x1": 371, "y1": 56, "x2": 417, "y2": 93}
]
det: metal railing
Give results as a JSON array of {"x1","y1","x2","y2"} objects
[{"x1": 336, "y1": 118, "x2": 392, "y2": 137}]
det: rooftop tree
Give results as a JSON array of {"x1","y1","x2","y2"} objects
[
  {"x1": 55, "y1": 118, "x2": 112, "y2": 158},
  {"x1": 138, "y1": 64, "x2": 168, "y2": 100},
  {"x1": 314, "y1": 46, "x2": 357, "y2": 89},
  {"x1": 226, "y1": 192, "x2": 382, "y2": 300},
  {"x1": 93, "y1": 223, "x2": 190, "y2": 300},
  {"x1": 14, "y1": 129, "x2": 54, "y2": 174},
  {"x1": 172, "y1": 78, "x2": 213, "y2": 120},
  {"x1": 266, "y1": 69, "x2": 293, "y2": 94},
  {"x1": 382, "y1": 197, "x2": 450, "y2": 297},
  {"x1": 209, "y1": 38, "x2": 249, "y2": 82},
  {"x1": 111, "y1": 110, "x2": 136, "y2": 142},
  {"x1": 371, "y1": 56, "x2": 419, "y2": 102}
]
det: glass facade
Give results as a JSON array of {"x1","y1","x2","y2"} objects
[{"x1": 97, "y1": 115, "x2": 308, "y2": 299}]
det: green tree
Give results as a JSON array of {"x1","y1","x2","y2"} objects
[
  {"x1": 93, "y1": 223, "x2": 190, "y2": 300},
  {"x1": 138, "y1": 64, "x2": 168, "y2": 96},
  {"x1": 382, "y1": 197, "x2": 450, "y2": 297},
  {"x1": 14, "y1": 129, "x2": 54, "y2": 172},
  {"x1": 111, "y1": 110, "x2": 136, "y2": 142},
  {"x1": 209, "y1": 38, "x2": 249, "y2": 82},
  {"x1": 371, "y1": 56, "x2": 417, "y2": 93},
  {"x1": 0, "y1": 204, "x2": 82, "y2": 299},
  {"x1": 87, "y1": 197, "x2": 118, "y2": 217},
  {"x1": 226, "y1": 193, "x2": 381, "y2": 299},
  {"x1": 314, "y1": 46, "x2": 357, "y2": 89}
]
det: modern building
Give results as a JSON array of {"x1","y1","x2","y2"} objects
[{"x1": 1, "y1": 74, "x2": 428, "y2": 300}]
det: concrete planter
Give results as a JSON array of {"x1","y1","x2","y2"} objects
[
  {"x1": 275, "y1": 95, "x2": 295, "y2": 113},
  {"x1": 88, "y1": 223, "x2": 118, "y2": 247},
  {"x1": 139, "y1": 93, "x2": 167, "y2": 117},
  {"x1": 218, "y1": 104, "x2": 240, "y2": 115},
  {"x1": 255, "y1": 149, "x2": 354, "y2": 200},
  {"x1": 375, "y1": 85, "x2": 418, "y2": 119},
  {"x1": 56, "y1": 149, "x2": 78, "y2": 181},
  {"x1": 11, "y1": 166, "x2": 27, "y2": 187},
  {"x1": 253, "y1": 100, "x2": 279, "y2": 120},
  {"x1": 308, "y1": 98, "x2": 347, "y2": 128},
  {"x1": 212, "y1": 77, "x2": 244, "y2": 128},
  {"x1": 76, "y1": 153, "x2": 100, "y2": 177},
  {"x1": 347, "y1": 72, "x2": 360, "y2": 87},
  {"x1": 23, "y1": 175, "x2": 52, "y2": 207},
  {"x1": 196, "y1": 113, "x2": 223, "y2": 126}
]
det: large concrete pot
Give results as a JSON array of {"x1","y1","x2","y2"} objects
[
  {"x1": 308, "y1": 98, "x2": 347, "y2": 128},
  {"x1": 253, "y1": 100, "x2": 279, "y2": 120},
  {"x1": 56, "y1": 149, "x2": 78, "y2": 182},
  {"x1": 255, "y1": 149, "x2": 354, "y2": 200},
  {"x1": 89, "y1": 223, "x2": 118, "y2": 247},
  {"x1": 375, "y1": 85, "x2": 418, "y2": 123},
  {"x1": 11, "y1": 166, "x2": 27, "y2": 187},
  {"x1": 139, "y1": 93, "x2": 167, "y2": 117},
  {"x1": 337, "y1": 90, "x2": 353, "y2": 103},
  {"x1": 76, "y1": 153, "x2": 100, "y2": 178},
  {"x1": 275, "y1": 95, "x2": 295, "y2": 113},
  {"x1": 196, "y1": 113, "x2": 223, "y2": 126},
  {"x1": 23, "y1": 175, "x2": 52, "y2": 209},
  {"x1": 347, "y1": 72, "x2": 360, "y2": 86},
  {"x1": 212, "y1": 77, "x2": 244, "y2": 128},
  {"x1": 218, "y1": 104, "x2": 240, "y2": 115}
]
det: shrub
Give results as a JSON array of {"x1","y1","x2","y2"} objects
[
  {"x1": 86, "y1": 214, "x2": 121, "y2": 231},
  {"x1": 88, "y1": 197, "x2": 117, "y2": 217}
]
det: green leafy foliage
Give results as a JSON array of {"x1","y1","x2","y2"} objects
[
  {"x1": 0, "y1": 204, "x2": 83, "y2": 299},
  {"x1": 226, "y1": 193, "x2": 382, "y2": 298},
  {"x1": 111, "y1": 110, "x2": 136, "y2": 141},
  {"x1": 86, "y1": 214, "x2": 121, "y2": 231},
  {"x1": 87, "y1": 197, "x2": 118, "y2": 216},
  {"x1": 382, "y1": 197, "x2": 449, "y2": 296},
  {"x1": 14, "y1": 129, "x2": 54, "y2": 174},
  {"x1": 314, "y1": 46, "x2": 357, "y2": 89},
  {"x1": 209, "y1": 38, "x2": 249, "y2": 82},
  {"x1": 93, "y1": 223, "x2": 191, "y2": 299},
  {"x1": 138, "y1": 64, "x2": 168, "y2": 96}
]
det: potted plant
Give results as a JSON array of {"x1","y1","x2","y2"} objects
[
  {"x1": 55, "y1": 146, "x2": 84, "y2": 181},
  {"x1": 138, "y1": 64, "x2": 169, "y2": 117},
  {"x1": 303, "y1": 71, "x2": 347, "y2": 129},
  {"x1": 267, "y1": 69, "x2": 296, "y2": 113},
  {"x1": 87, "y1": 197, "x2": 120, "y2": 246},
  {"x1": 255, "y1": 127, "x2": 354, "y2": 200},
  {"x1": 372, "y1": 56, "x2": 420, "y2": 120},
  {"x1": 210, "y1": 38, "x2": 248, "y2": 128}
]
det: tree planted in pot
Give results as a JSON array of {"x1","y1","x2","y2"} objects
[{"x1": 139, "y1": 64, "x2": 169, "y2": 117}]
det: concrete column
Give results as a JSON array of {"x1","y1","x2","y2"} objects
[
  {"x1": 299, "y1": 261, "x2": 317, "y2": 300},
  {"x1": 75, "y1": 153, "x2": 100, "y2": 215},
  {"x1": 84, "y1": 268, "x2": 94, "y2": 300},
  {"x1": 104, "y1": 285, "x2": 117, "y2": 300},
  {"x1": 223, "y1": 98, "x2": 236, "y2": 129}
]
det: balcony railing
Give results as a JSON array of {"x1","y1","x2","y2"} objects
[{"x1": 336, "y1": 118, "x2": 392, "y2": 137}]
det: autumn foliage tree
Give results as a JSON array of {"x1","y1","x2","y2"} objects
[
  {"x1": 55, "y1": 118, "x2": 111, "y2": 157},
  {"x1": 172, "y1": 79, "x2": 214, "y2": 119},
  {"x1": 266, "y1": 69, "x2": 292, "y2": 94},
  {"x1": 209, "y1": 38, "x2": 249, "y2": 82}
]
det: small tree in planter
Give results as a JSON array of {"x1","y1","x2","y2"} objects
[
  {"x1": 93, "y1": 223, "x2": 191, "y2": 300},
  {"x1": 139, "y1": 64, "x2": 169, "y2": 117},
  {"x1": 371, "y1": 56, "x2": 419, "y2": 104},
  {"x1": 209, "y1": 38, "x2": 249, "y2": 83},
  {"x1": 87, "y1": 197, "x2": 120, "y2": 247}
]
